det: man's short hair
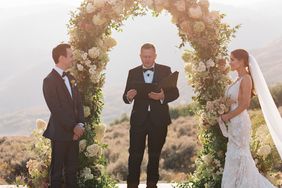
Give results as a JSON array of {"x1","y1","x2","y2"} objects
[
  {"x1": 52, "y1": 43, "x2": 71, "y2": 64},
  {"x1": 141, "y1": 43, "x2": 156, "y2": 53}
]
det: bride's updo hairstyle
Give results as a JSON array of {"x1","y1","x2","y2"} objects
[{"x1": 231, "y1": 49, "x2": 256, "y2": 97}]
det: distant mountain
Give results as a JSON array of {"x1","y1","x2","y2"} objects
[{"x1": 251, "y1": 38, "x2": 282, "y2": 84}]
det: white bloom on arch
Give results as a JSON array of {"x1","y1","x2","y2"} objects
[
  {"x1": 189, "y1": 6, "x2": 203, "y2": 19},
  {"x1": 88, "y1": 47, "x2": 100, "y2": 59},
  {"x1": 36, "y1": 119, "x2": 47, "y2": 130},
  {"x1": 89, "y1": 65, "x2": 97, "y2": 75},
  {"x1": 79, "y1": 139, "x2": 87, "y2": 153},
  {"x1": 77, "y1": 63, "x2": 84, "y2": 71},
  {"x1": 86, "y1": 144, "x2": 100, "y2": 157},
  {"x1": 206, "y1": 59, "x2": 215, "y2": 68},
  {"x1": 196, "y1": 61, "x2": 206, "y2": 72},
  {"x1": 92, "y1": 14, "x2": 107, "y2": 26},
  {"x1": 82, "y1": 52, "x2": 88, "y2": 60},
  {"x1": 80, "y1": 167, "x2": 94, "y2": 180}
]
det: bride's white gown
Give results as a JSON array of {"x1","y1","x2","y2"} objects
[{"x1": 221, "y1": 77, "x2": 276, "y2": 188}]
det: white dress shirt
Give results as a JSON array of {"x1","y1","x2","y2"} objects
[{"x1": 54, "y1": 66, "x2": 72, "y2": 98}]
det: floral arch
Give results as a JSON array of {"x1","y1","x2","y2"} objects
[
  {"x1": 67, "y1": 0, "x2": 238, "y2": 187},
  {"x1": 27, "y1": 0, "x2": 239, "y2": 188}
]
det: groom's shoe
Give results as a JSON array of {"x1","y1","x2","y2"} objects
[{"x1": 127, "y1": 183, "x2": 139, "y2": 188}]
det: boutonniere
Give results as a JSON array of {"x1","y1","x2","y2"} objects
[{"x1": 70, "y1": 79, "x2": 77, "y2": 87}]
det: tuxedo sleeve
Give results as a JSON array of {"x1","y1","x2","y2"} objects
[
  {"x1": 43, "y1": 77, "x2": 76, "y2": 132},
  {"x1": 123, "y1": 70, "x2": 133, "y2": 104},
  {"x1": 163, "y1": 67, "x2": 179, "y2": 104},
  {"x1": 76, "y1": 88, "x2": 85, "y2": 124}
]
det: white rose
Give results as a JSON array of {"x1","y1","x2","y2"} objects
[
  {"x1": 88, "y1": 47, "x2": 100, "y2": 59},
  {"x1": 197, "y1": 61, "x2": 206, "y2": 72},
  {"x1": 86, "y1": 144, "x2": 100, "y2": 157},
  {"x1": 189, "y1": 6, "x2": 203, "y2": 19},
  {"x1": 79, "y1": 139, "x2": 87, "y2": 153},
  {"x1": 89, "y1": 65, "x2": 97, "y2": 75},
  {"x1": 82, "y1": 52, "x2": 88, "y2": 60},
  {"x1": 85, "y1": 60, "x2": 92, "y2": 67},
  {"x1": 77, "y1": 64, "x2": 84, "y2": 71},
  {"x1": 206, "y1": 59, "x2": 215, "y2": 68},
  {"x1": 86, "y1": 3, "x2": 96, "y2": 14},
  {"x1": 81, "y1": 167, "x2": 93, "y2": 180},
  {"x1": 174, "y1": 0, "x2": 186, "y2": 12},
  {"x1": 92, "y1": 14, "x2": 107, "y2": 26},
  {"x1": 36, "y1": 119, "x2": 47, "y2": 130}
]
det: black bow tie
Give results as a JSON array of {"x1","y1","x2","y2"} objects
[
  {"x1": 62, "y1": 71, "x2": 68, "y2": 77},
  {"x1": 143, "y1": 67, "x2": 154, "y2": 72}
]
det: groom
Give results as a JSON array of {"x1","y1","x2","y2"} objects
[
  {"x1": 43, "y1": 43, "x2": 85, "y2": 188},
  {"x1": 123, "y1": 43, "x2": 179, "y2": 188}
]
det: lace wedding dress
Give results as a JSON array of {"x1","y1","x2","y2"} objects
[{"x1": 221, "y1": 77, "x2": 276, "y2": 188}]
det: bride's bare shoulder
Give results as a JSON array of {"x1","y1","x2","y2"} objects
[{"x1": 241, "y1": 74, "x2": 252, "y2": 87}]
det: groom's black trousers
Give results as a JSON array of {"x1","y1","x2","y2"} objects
[
  {"x1": 127, "y1": 112, "x2": 168, "y2": 187},
  {"x1": 50, "y1": 140, "x2": 79, "y2": 188}
]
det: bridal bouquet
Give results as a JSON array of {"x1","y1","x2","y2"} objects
[{"x1": 201, "y1": 96, "x2": 234, "y2": 126}]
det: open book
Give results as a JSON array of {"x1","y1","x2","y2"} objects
[{"x1": 131, "y1": 71, "x2": 179, "y2": 99}]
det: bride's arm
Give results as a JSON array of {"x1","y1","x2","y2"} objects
[{"x1": 221, "y1": 75, "x2": 252, "y2": 122}]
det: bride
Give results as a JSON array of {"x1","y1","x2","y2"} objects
[{"x1": 218, "y1": 49, "x2": 282, "y2": 188}]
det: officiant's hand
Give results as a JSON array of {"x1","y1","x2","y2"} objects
[
  {"x1": 148, "y1": 89, "x2": 165, "y2": 101},
  {"x1": 127, "y1": 89, "x2": 137, "y2": 101}
]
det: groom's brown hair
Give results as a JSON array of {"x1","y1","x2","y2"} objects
[{"x1": 52, "y1": 43, "x2": 71, "y2": 64}]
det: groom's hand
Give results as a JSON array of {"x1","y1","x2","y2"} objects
[
  {"x1": 73, "y1": 125, "x2": 84, "y2": 138},
  {"x1": 73, "y1": 134, "x2": 79, "y2": 141},
  {"x1": 126, "y1": 89, "x2": 137, "y2": 102},
  {"x1": 148, "y1": 89, "x2": 165, "y2": 101}
]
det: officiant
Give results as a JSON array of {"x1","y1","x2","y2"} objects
[{"x1": 122, "y1": 43, "x2": 179, "y2": 188}]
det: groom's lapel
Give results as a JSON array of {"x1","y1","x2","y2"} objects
[{"x1": 51, "y1": 69, "x2": 73, "y2": 105}]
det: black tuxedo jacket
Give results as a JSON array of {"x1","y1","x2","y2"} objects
[
  {"x1": 123, "y1": 63, "x2": 179, "y2": 126},
  {"x1": 43, "y1": 69, "x2": 84, "y2": 141}
]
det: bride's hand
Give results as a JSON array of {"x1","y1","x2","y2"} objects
[{"x1": 221, "y1": 114, "x2": 231, "y2": 122}]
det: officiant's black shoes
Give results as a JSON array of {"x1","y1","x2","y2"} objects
[{"x1": 146, "y1": 182, "x2": 157, "y2": 188}]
